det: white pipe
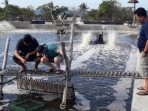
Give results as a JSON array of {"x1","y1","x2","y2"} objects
[
  {"x1": 60, "y1": 80, "x2": 68, "y2": 109},
  {"x1": 2, "y1": 38, "x2": 10, "y2": 70},
  {"x1": 69, "y1": 23, "x2": 74, "y2": 68}
]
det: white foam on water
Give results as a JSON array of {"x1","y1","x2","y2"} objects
[
  {"x1": 125, "y1": 45, "x2": 138, "y2": 72},
  {"x1": 107, "y1": 30, "x2": 118, "y2": 47},
  {"x1": 73, "y1": 92, "x2": 90, "y2": 110},
  {"x1": 106, "y1": 78, "x2": 132, "y2": 111},
  {"x1": 81, "y1": 31, "x2": 92, "y2": 46},
  {"x1": 3, "y1": 80, "x2": 28, "y2": 94},
  {"x1": 71, "y1": 46, "x2": 99, "y2": 70}
]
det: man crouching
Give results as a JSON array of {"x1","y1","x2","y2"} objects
[
  {"x1": 13, "y1": 34, "x2": 39, "y2": 73},
  {"x1": 36, "y1": 43, "x2": 63, "y2": 74}
]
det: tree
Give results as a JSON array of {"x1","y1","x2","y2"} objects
[
  {"x1": 36, "y1": 6, "x2": 52, "y2": 20},
  {"x1": 6, "y1": 5, "x2": 22, "y2": 20},
  {"x1": 37, "y1": 2, "x2": 68, "y2": 21},
  {"x1": 0, "y1": 7, "x2": 4, "y2": 20},
  {"x1": 79, "y1": 3, "x2": 89, "y2": 20},
  {"x1": 120, "y1": 7, "x2": 133, "y2": 22},
  {"x1": 3, "y1": 0, "x2": 9, "y2": 20},
  {"x1": 20, "y1": 6, "x2": 35, "y2": 21},
  {"x1": 98, "y1": 0, "x2": 121, "y2": 21},
  {"x1": 85, "y1": 9, "x2": 98, "y2": 20}
]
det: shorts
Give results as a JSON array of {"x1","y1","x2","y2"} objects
[
  {"x1": 139, "y1": 53, "x2": 148, "y2": 78},
  {"x1": 13, "y1": 54, "x2": 36, "y2": 62},
  {"x1": 46, "y1": 54, "x2": 63, "y2": 63}
]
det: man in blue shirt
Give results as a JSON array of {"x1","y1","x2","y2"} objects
[
  {"x1": 134, "y1": 7, "x2": 148, "y2": 95},
  {"x1": 13, "y1": 34, "x2": 39, "y2": 73},
  {"x1": 36, "y1": 43, "x2": 63, "y2": 74}
]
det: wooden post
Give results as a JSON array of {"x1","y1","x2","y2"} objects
[
  {"x1": 2, "y1": 38, "x2": 10, "y2": 70},
  {"x1": 0, "y1": 74, "x2": 4, "y2": 100},
  {"x1": 53, "y1": 12, "x2": 76, "y2": 109},
  {"x1": 60, "y1": 42, "x2": 75, "y2": 109}
]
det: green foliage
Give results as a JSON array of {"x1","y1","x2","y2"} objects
[
  {"x1": 0, "y1": 0, "x2": 133, "y2": 22},
  {"x1": 37, "y1": 6, "x2": 52, "y2": 20},
  {"x1": 79, "y1": 3, "x2": 88, "y2": 11},
  {"x1": 0, "y1": 7, "x2": 4, "y2": 20},
  {"x1": 37, "y1": 2, "x2": 68, "y2": 21},
  {"x1": 97, "y1": 0, "x2": 121, "y2": 21},
  {"x1": 85, "y1": 9, "x2": 98, "y2": 20},
  {"x1": 20, "y1": 6, "x2": 35, "y2": 21},
  {"x1": 85, "y1": 0, "x2": 133, "y2": 22},
  {"x1": 0, "y1": 3, "x2": 35, "y2": 21}
]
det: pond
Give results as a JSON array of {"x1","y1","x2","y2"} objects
[{"x1": 0, "y1": 30, "x2": 138, "y2": 111}]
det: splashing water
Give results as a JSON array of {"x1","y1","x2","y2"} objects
[
  {"x1": 107, "y1": 30, "x2": 118, "y2": 46},
  {"x1": 81, "y1": 31, "x2": 92, "y2": 47},
  {"x1": 0, "y1": 21, "x2": 15, "y2": 31}
]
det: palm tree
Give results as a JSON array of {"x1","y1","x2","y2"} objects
[{"x1": 79, "y1": 3, "x2": 88, "y2": 20}]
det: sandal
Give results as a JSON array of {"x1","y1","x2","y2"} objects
[
  {"x1": 137, "y1": 86, "x2": 145, "y2": 90},
  {"x1": 136, "y1": 91, "x2": 148, "y2": 96},
  {"x1": 18, "y1": 67, "x2": 27, "y2": 73},
  {"x1": 55, "y1": 70, "x2": 63, "y2": 74}
]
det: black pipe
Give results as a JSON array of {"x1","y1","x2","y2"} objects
[{"x1": 0, "y1": 75, "x2": 4, "y2": 100}]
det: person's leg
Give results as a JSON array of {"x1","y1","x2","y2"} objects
[
  {"x1": 54, "y1": 56, "x2": 61, "y2": 71},
  {"x1": 137, "y1": 53, "x2": 148, "y2": 95},
  {"x1": 41, "y1": 56, "x2": 55, "y2": 71},
  {"x1": 13, "y1": 55, "x2": 26, "y2": 72},
  {"x1": 54, "y1": 55, "x2": 63, "y2": 74},
  {"x1": 144, "y1": 78, "x2": 148, "y2": 92},
  {"x1": 34, "y1": 57, "x2": 41, "y2": 71},
  {"x1": 28, "y1": 54, "x2": 40, "y2": 71}
]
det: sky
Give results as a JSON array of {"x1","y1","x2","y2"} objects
[{"x1": 0, "y1": 0, "x2": 148, "y2": 10}]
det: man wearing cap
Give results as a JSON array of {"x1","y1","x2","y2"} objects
[{"x1": 13, "y1": 34, "x2": 39, "y2": 72}]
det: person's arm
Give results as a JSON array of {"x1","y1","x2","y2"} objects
[
  {"x1": 143, "y1": 40, "x2": 148, "y2": 53},
  {"x1": 27, "y1": 50, "x2": 37, "y2": 56},
  {"x1": 15, "y1": 39, "x2": 26, "y2": 63},
  {"x1": 25, "y1": 38, "x2": 39, "y2": 59},
  {"x1": 57, "y1": 48, "x2": 63, "y2": 55},
  {"x1": 142, "y1": 24, "x2": 148, "y2": 57},
  {"x1": 14, "y1": 50, "x2": 26, "y2": 63}
]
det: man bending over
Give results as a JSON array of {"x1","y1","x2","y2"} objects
[{"x1": 36, "y1": 43, "x2": 63, "y2": 74}]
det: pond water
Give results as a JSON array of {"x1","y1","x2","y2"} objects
[{"x1": 0, "y1": 30, "x2": 138, "y2": 111}]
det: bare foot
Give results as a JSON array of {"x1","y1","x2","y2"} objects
[{"x1": 137, "y1": 86, "x2": 145, "y2": 90}]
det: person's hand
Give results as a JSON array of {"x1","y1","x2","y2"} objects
[
  {"x1": 41, "y1": 56, "x2": 49, "y2": 62},
  {"x1": 141, "y1": 51, "x2": 146, "y2": 57},
  {"x1": 21, "y1": 58, "x2": 26, "y2": 63},
  {"x1": 25, "y1": 53, "x2": 30, "y2": 60}
]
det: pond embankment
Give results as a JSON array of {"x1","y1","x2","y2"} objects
[{"x1": 0, "y1": 21, "x2": 139, "y2": 35}]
